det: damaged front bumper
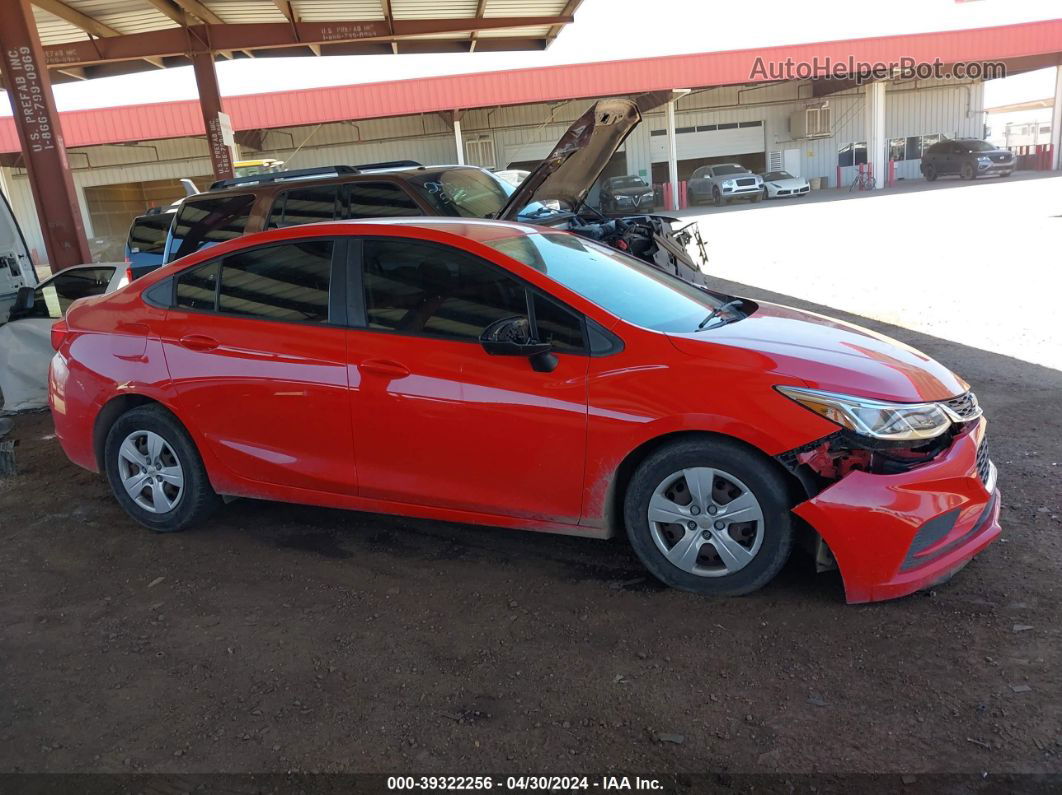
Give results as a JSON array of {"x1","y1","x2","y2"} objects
[{"x1": 789, "y1": 418, "x2": 1000, "y2": 603}]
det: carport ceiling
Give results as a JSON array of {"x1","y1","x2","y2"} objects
[{"x1": 21, "y1": 0, "x2": 583, "y2": 82}]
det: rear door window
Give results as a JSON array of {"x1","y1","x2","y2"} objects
[
  {"x1": 344, "y1": 181, "x2": 421, "y2": 219},
  {"x1": 218, "y1": 241, "x2": 333, "y2": 323},
  {"x1": 267, "y1": 185, "x2": 341, "y2": 229},
  {"x1": 169, "y1": 194, "x2": 255, "y2": 261}
]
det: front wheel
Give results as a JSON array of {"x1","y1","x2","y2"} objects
[
  {"x1": 712, "y1": 187, "x2": 723, "y2": 207},
  {"x1": 623, "y1": 438, "x2": 794, "y2": 597},
  {"x1": 923, "y1": 164, "x2": 937, "y2": 182},
  {"x1": 105, "y1": 405, "x2": 221, "y2": 533},
  {"x1": 751, "y1": 191, "x2": 763, "y2": 203},
  {"x1": 961, "y1": 162, "x2": 976, "y2": 180}
]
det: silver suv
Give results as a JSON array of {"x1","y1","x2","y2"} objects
[{"x1": 688, "y1": 164, "x2": 763, "y2": 206}]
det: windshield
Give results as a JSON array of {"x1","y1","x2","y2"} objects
[
  {"x1": 762, "y1": 171, "x2": 792, "y2": 181},
  {"x1": 609, "y1": 176, "x2": 648, "y2": 188},
  {"x1": 712, "y1": 165, "x2": 747, "y2": 176},
  {"x1": 407, "y1": 168, "x2": 558, "y2": 220},
  {"x1": 486, "y1": 232, "x2": 735, "y2": 333},
  {"x1": 962, "y1": 140, "x2": 996, "y2": 152}
]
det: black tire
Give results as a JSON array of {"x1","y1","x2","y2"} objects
[
  {"x1": 623, "y1": 437, "x2": 793, "y2": 597},
  {"x1": 712, "y1": 186, "x2": 723, "y2": 207},
  {"x1": 104, "y1": 404, "x2": 221, "y2": 533},
  {"x1": 686, "y1": 188, "x2": 697, "y2": 207},
  {"x1": 961, "y1": 162, "x2": 976, "y2": 180},
  {"x1": 751, "y1": 191, "x2": 763, "y2": 203},
  {"x1": 923, "y1": 163, "x2": 937, "y2": 182}
]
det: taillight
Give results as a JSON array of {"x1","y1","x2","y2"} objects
[{"x1": 50, "y1": 319, "x2": 68, "y2": 351}]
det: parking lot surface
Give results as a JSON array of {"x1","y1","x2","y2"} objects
[
  {"x1": 1, "y1": 266, "x2": 1060, "y2": 776},
  {"x1": 678, "y1": 172, "x2": 1062, "y2": 371}
]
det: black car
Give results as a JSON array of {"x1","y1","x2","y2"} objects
[
  {"x1": 599, "y1": 175, "x2": 655, "y2": 213},
  {"x1": 920, "y1": 139, "x2": 1015, "y2": 181}
]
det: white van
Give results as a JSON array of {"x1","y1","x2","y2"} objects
[{"x1": 0, "y1": 188, "x2": 37, "y2": 320}]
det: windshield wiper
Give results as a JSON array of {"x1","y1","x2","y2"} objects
[{"x1": 696, "y1": 299, "x2": 745, "y2": 331}]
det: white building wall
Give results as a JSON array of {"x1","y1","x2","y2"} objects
[{"x1": 2, "y1": 78, "x2": 987, "y2": 263}]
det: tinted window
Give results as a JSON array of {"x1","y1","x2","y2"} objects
[
  {"x1": 128, "y1": 213, "x2": 173, "y2": 254},
  {"x1": 175, "y1": 261, "x2": 219, "y2": 312},
  {"x1": 488, "y1": 233, "x2": 731, "y2": 334},
  {"x1": 532, "y1": 292, "x2": 584, "y2": 354},
  {"x1": 268, "y1": 185, "x2": 340, "y2": 228},
  {"x1": 218, "y1": 241, "x2": 332, "y2": 323},
  {"x1": 345, "y1": 182, "x2": 420, "y2": 219},
  {"x1": 30, "y1": 266, "x2": 116, "y2": 319},
  {"x1": 170, "y1": 194, "x2": 255, "y2": 260},
  {"x1": 362, "y1": 239, "x2": 526, "y2": 340}
]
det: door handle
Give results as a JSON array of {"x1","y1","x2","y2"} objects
[
  {"x1": 179, "y1": 334, "x2": 219, "y2": 352},
  {"x1": 360, "y1": 358, "x2": 410, "y2": 378}
]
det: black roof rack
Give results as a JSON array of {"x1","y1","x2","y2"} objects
[
  {"x1": 209, "y1": 165, "x2": 358, "y2": 191},
  {"x1": 208, "y1": 160, "x2": 424, "y2": 191},
  {"x1": 353, "y1": 160, "x2": 423, "y2": 171}
]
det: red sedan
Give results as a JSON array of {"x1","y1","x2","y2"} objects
[{"x1": 49, "y1": 219, "x2": 1000, "y2": 603}]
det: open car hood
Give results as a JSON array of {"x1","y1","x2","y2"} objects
[{"x1": 497, "y1": 93, "x2": 669, "y2": 221}]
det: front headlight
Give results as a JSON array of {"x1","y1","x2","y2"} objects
[
  {"x1": 776, "y1": 386, "x2": 952, "y2": 441},
  {"x1": 641, "y1": 192, "x2": 654, "y2": 200},
  {"x1": 722, "y1": 179, "x2": 735, "y2": 187}
]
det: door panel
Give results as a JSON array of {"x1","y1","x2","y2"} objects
[
  {"x1": 346, "y1": 236, "x2": 589, "y2": 523},
  {"x1": 159, "y1": 240, "x2": 355, "y2": 495},
  {"x1": 348, "y1": 331, "x2": 588, "y2": 522}
]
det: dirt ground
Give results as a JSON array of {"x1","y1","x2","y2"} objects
[{"x1": 1, "y1": 279, "x2": 1060, "y2": 785}]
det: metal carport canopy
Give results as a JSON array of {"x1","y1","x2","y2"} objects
[{"x1": 0, "y1": 0, "x2": 582, "y2": 270}]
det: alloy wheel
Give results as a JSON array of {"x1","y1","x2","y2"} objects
[
  {"x1": 647, "y1": 467, "x2": 764, "y2": 577},
  {"x1": 117, "y1": 430, "x2": 184, "y2": 514}
]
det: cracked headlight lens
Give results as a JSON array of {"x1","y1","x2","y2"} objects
[{"x1": 776, "y1": 386, "x2": 953, "y2": 441}]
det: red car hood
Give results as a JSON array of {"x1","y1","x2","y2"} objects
[{"x1": 668, "y1": 301, "x2": 968, "y2": 403}]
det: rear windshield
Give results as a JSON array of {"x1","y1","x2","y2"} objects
[
  {"x1": 128, "y1": 213, "x2": 173, "y2": 254},
  {"x1": 169, "y1": 194, "x2": 255, "y2": 261}
]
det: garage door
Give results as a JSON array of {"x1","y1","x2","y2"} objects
[{"x1": 650, "y1": 121, "x2": 765, "y2": 162}]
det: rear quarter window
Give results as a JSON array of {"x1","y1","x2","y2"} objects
[{"x1": 169, "y1": 194, "x2": 255, "y2": 261}]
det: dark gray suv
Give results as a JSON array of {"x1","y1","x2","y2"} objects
[{"x1": 920, "y1": 139, "x2": 1015, "y2": 181}]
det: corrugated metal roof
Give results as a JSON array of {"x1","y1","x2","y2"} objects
[
  {"x1": 24, "y1": 1, "x2": 579, "y2": 47},
  {"x1": 2, "y1": 19, "x2": 1060, "y2": 154}
]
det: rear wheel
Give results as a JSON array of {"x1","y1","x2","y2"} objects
[
  {"x1": 104, "y1": 405, "x2": 220, "y2": 533},
  {"x1": 623, "y1": 438, "x2": 793, "y2": 597}
]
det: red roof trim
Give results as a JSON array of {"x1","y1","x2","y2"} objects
[{"x1": 2, "y1": 19, "x2": 1061, "y2": 154}]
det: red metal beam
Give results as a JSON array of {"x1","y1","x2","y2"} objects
[
  {"x1": 190, "y1": 50, "x2": 234, "y2": 182},
  {"x1": 0, "y1": 0, "x2": 90, "y2": 269},
  {"x1": 40, "y1": 17, "x2": 574, "y2": 67}
]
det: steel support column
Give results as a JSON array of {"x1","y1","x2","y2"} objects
[
  {"x1": 190, "y1": 50, "x2": 235, "y2": 182},
  {"x1": 453, "y1": 118, "x2": 465, "y2": 165},
  {"x1": 666, "y1": 97, "x2": 679, "y2": 210},
  {"x1": 0, "y1": 0, "x2": 90, "y2": 270},
  {"x1": 865, "y1": 80, "x2": 887, "y2": 190},
  {"x1": 1051, "y1": 64, "x2": 1062, "y2": 171}
]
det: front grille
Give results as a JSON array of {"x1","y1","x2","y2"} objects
[
  {"x1": 992, "y1": 154, "x2": 1009, "y2": 162},
  {"x1": 736, "y1": 178, "x2": 756, "y2": 186},
  {"x1": 976, "y1": 435, "x2": 991, "y2": 486},
  {"x1": 943, "y1": 391, "x2": 982, "y2": 422}
]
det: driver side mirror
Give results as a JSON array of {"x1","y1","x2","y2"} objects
[{"x1": 479, "y1": 316, "x2": 558, "y2": 373}]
